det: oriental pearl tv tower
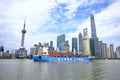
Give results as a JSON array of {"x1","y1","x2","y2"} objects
[{"x1": 19, "y1": 18, "x2": 27, "y2": 57}]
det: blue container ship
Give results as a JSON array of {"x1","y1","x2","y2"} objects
[
  {"x1": 33, "y1": 55, "x2": 93, "y2": 62},
  {"x1": 33, "y1": 45, "x2": 93, "y2": 62}
]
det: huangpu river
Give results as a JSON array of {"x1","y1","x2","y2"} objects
[{"x1": 0, "y1": 59, "x2": 120, "y2": 80}]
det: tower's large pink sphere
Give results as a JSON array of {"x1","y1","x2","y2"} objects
[{"x1": 22, "y1": 29, "x2": 26, "y2": 33}]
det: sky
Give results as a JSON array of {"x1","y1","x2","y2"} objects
[{"x1": 0, "y1": 0, "x2": 120, "y2": 53}]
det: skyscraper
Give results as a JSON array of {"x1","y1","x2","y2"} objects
[
  {"x1": 0, "y1": 45, "x2": 4, "y2": 53},
  {"x1": 49, "y1": 41, "x2": 54, "y2": 50},
  {"x1": 78, "y1": 32, "x2": 83, "y2": 52},
  {"x1": 90, "y1": 14, "x2": 100, "y2": 57},
  {"x1": 37, "y1": 42, "x2": 43, "y2": 55},
  {"x1": 30, "y1": 47, "x2": 36, "y2": 56},
  {"x1": 103, "y1": 43, "x2": 108, "y2": 58},
  {"x1": 50, "y1": 41, "x2": 53, "y2": 47},
  {"x1": 64, "y1": 41, "x2": 70, "y2": 52},
  {"x1": 72, "y1": 37, "x2": 78, "y2": 52},
  {"x1": 116, "y1": 46, "x2": 120, "y2": 58},
  {"x1": 19, "y1": 18, "x2": 27, "y2": 57},
  {"x1": 57, "y1": 34, "x2": 65, "y2": 51},
  {"x1": 109, "y1": 44, "x2": 115, "y2": 58},
  {"x1": 99, "y1": 41, "x2": 110, "y2": 59},
  {"x1": 82, "y1": 28, "x2": 91, "y2": 56},
  {"x1": 91, "y1": 15, "x2": 97, "y2": 37}
]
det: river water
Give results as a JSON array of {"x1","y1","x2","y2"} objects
[{"x1": 0, "y1": 59, "x2": 120, "y2": 80}]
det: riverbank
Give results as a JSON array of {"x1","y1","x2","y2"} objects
[
  {"x1": 94, "y1": 58, "x2": 120, "y2": 60},
  {"x1": 0, "y1": 56, "x2": 32, "y2": 59}
]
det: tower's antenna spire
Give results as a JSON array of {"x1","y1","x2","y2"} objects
[{"x1": 24, "y1": 16, "x2": 26, "y2": 29}]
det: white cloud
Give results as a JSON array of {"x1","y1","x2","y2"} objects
[
  {"x1": 95, "y1": 1, "x2": 120, "y2": 41},
  {"x1": 0, "y1": 19, "x2": 4, "y2": 24}
]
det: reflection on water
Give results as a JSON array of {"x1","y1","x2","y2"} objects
[{"x1": 0, "y1": 59, "x2": 120, "y2": 80}]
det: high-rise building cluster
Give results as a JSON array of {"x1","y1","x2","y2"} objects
[
  {"x1": 29, "y1": 14, "x2": 120, "y2": 59},
  {"x1": 29, "y1": 42, "x2": 54, "y2": 56},
  {"x1": 0, "y1": 15, "x2": 120, "y2": 59}
]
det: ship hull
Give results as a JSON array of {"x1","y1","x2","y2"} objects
[{"x1": 33, "y1": 55, "x2": 93, "y2": 62}]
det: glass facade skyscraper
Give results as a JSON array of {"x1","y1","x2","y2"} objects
[
  {"x1": 90, "y1": 14, "x2": 100, "y2": 57},
  {"x1": 91, "y1": 15, "x2": 97, "y2": 37},
  {"x1": 64, "y1": 41, "x2": 70, "y2": 52},
  {"x1": 78, "y1": 32, "x2": 83, "y2": 52},
  {"x1": 49, "y1": 41, "x2": 54, "y2": 50},
  {"x1": 50, "y1": 41, "x2": 53, "y2": 47},
  {"x1": 72, "y1": 37, "x2": 78, "y2": 52},
  {"x1": 57, "y1": 34, "x2": 65, "y2": 51}
]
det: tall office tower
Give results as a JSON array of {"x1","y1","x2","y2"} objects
[
  {"x1": 0, "y1": 45, "x2": 4, "y2": 53},
  {"x1": 19, "y1": 19, "x2": 27, "y2": 57},
  {"x1": 0, "y1": 45, "x2": 4, "y2": 57},
  {"x1": 91, "y1": 15, "x2": 97, "y2": 37},
  {"x1": 64, "y1": 41, "x2": 70, "y2": 52},
  {"x1": 99, "y1": 41, "x2": 109, "y2": 59},
  {"x1": 82, "y1": 28, "x2": 91, "y2": 56},
  {"x1": 50, "y1": 41, "x2": 53, "y2": 47},
  {"x1": 99, "y1": 41, "x2": 103, "y2": 58},
  {"x1": 78, "y1": 32, "x2": 83, "y2": 52},
  {"x1": 109, "y1": 44, "x2": 115, "y2": 58},
  {"x1": 116, "y1": 46, "x2": 120, "y2": 58},
  {"x1": 57, "y1": 34, "x2": 65, "y2": 51},
  {"x1": 72, "y1": 38, "x2": 78, "y2": 52},
  {"x1": 30, "y1": 47, "x2": 36, "y2": 56},
  {"x1": 49, "y1": 41, "x2": 54, "y2": 50},
  {"x1": 90, "y1": 14, "x2": 100, "y2": 57},
  {"x1": 38, "y1": 42, "x2": 43, "y2": 48},
  {"x1": 37, "y1": 42, "x2": 43, "y2": 55},
  {"x1": 103, "y1": 43, "x2": 108, "y2": 58}
]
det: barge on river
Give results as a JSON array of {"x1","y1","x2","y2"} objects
[{"x1": 33, "y1": 45, "x2": 93, "y2": 62}]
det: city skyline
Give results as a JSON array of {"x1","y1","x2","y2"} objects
[{"x1": 0, "y1": 0, "x2": 120, "y2": 51}]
